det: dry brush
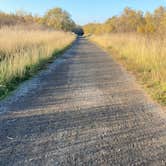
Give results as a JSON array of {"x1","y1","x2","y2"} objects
[{"x1": 0, "y1": 26, "x2": 76, "y2": 98}]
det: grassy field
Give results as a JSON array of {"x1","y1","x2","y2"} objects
[
  {"x1": 91, "y1": 33, "x2": 166, "y2": 105},
  {"x1": 0, "y1": 26, "x2": 76, "y2": 99}
]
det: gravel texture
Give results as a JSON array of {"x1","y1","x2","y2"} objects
[{"x1": 0, "y1": 37, "x2": 166, "y2": 166}]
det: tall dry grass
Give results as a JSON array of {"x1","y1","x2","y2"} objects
[
  {"x1": 91, "y1": 33, "x2": 166, "y2": 105},
  {"x1": 0, "y1": 26, "x2": 76, "y2": 98}
]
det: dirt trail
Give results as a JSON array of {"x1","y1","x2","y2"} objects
[{"x1": 0, "y1": 37, "x2": 166, "y2": 165}]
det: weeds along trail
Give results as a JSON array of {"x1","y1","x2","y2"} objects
[
  {"x1": 91, "y1": 33, "x2": 166, "y2": 105},
  {"x1": 0, "y1": 27, "x2": 76, "y2": 99}
]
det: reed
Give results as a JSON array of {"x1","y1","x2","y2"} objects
[
  {"x1": 91, "y1": 33, "x2": 166, "y2": 105},
  {"x1": 0, "y1": 26, "x2": 76, "y2": 98}
]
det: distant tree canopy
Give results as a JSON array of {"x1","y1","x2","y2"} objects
[
  {"x1": 0, "y1": 7, "x2": 78, "y2": 32},
  {"x1": 43, "y1": 8, "x2": 76, "y2": 31},
  {"x1": 83, "y1": 6, "x2": 166, "y2": 35},
  {"x1": 72, "y1": 25, "x2": 84, "y2": 36}
]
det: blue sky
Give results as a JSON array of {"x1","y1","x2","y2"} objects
[{"x1": 0, "y1": 0, "x2": 166, "y2": 25}]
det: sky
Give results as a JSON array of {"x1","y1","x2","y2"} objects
[{"x1": 0, "y1": 0, "x2": 166, "y2": 25}]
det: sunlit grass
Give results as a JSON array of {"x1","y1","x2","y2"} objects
[
  {"x1": 0, "y1": 26, "x2": 76, "y2": 98},
  {"x1": 91, "y1": 33, "x2": 166, "y2": 105}
]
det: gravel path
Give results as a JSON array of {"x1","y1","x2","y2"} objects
[{"x1": 0, "y1": 37, "x2": 166, "y2": 166}]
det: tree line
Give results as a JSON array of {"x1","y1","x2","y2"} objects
[
  {"x1": 0, "y1": 7, "x2": 83, "y2": 33},
  {"x1": 83, "y1": 6, "x2": 166, "y2": 35}
]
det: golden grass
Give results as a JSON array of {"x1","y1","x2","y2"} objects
[
  {"x1": 0, "y1": 26, "x2": 76, "y2": 98},
  {"x1": 91, "y1": 33, "x2": 166, "y2": 105}
]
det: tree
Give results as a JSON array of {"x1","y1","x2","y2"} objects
[
  {"x1": 43, "y1": 8, "x2": 75, "y2": 31},
  {"x1": 83, "y1": 23, "x2": 98, "y2": 34},
  {"x1": 105, "y1": 16, "x2": 117, "y2": 32},
  {"x1": 72, "y1": 25, "x2": 84, "y2": 36},
  {"x1": 154, "y1": 6, "x2": 166, "y2": 33},
  {"x1": 118, "y1": 7, "x2": 144, "y2": 32}
]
